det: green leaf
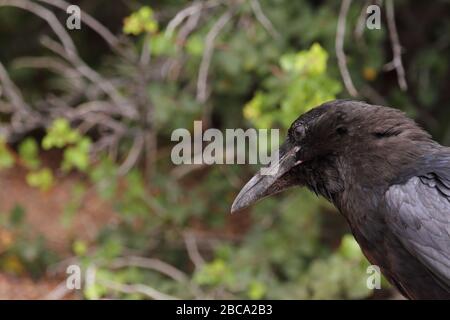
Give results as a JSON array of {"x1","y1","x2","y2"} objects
[
  {"x1": 42, "y1": 118, "x2": 80, "y2": 150},
  {"x1": 26, "y1": 168, "x2": 54, "y2": 191},
  {"x1": 244, "y1": 43, "x2": 341, "y2": 129},
  {"x1": 0, "y1": 138, "x2": 14, "y2": 169},
  {"x1": 9, "y1": 205, "x2": 25, "y2": 226},
  {"x1": 18, "y1": 138, "x2": 40, "y2": 169},
  {"x1": 123, "y1": 6, "x2": 158, "y2": 36},
  {"x1": 339, "y1": 234, "x2": 363, "y2": 260},
  {"x1": 73, "y1": 239, "x2": 88, "y2": 256},
  {"x1": 247, "y1": 281, "x2": 267, "y2": 299},
  {"x1": 186, "y1": 35, "x2": 204, "y2": 57},
  {"x1": 62, "y1": 137, "x2": 92, "y2": 172},
  {"x1": 150, "y1": 33, "x2": 176, "y2": 57}
]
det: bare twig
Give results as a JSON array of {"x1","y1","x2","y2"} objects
[
  {"x1": 177, "y1": 6, "x2": 202, "y2": 43},
  {"x1": 40, "y1": 36, "x2": 137, "y2": 119},
  {"x1": 183, "y1": 232, "x2": 205, "y2": 270},
  {"x1": 36, "y1": 0, "x2": 131, "y2": 59},
  {"x1": 117, "y1": 132, "x2": 145, "y2": 175},
  {"x1": 13, "y1": 56, "x2": 84, "y2": 92},
  {"x1": 109, "y1": 256, "x2": 188, "y2": 283},
  {"x1": 354, "y1": 0, "x2": 370, "y2": 39},
  {"x1": 99, "y1": 279, "x2": 179, "y2": 300},
  {"x1": 74, "y1": 112, "x2": 126, "y2": 135},
  {"x1": 166, "y1": 0, "x2": 222, "y2": 36},
  {"x1": 0, "y1": 1, "x2": 137, "y2": 119},
  {"x1": 0, "y1": 59, "x2": 45, "y2": 141},
  {"x1": 196, "y1": 9, "x2": 234, "y2": 103},
  {"x1": 44, "y1": 280, "x2": 72, "y2": 300},
  {"x1": 166, "y1": 1, "x2": 203, "y2": 36},
  {"x1": 140, "y1": 35, "x2": 151, "y2": 67},
  {"x1": 0, "y1": 0, "x2": 76, "y2": 55},
  {"x1": 336, "y1": 0, "x2": 358, "y2": 97},
  {"x1": 0, "y1": 60, "x2": 30, "y2": 113},
  {"x1": 384, "y1": 0, "x2": 407, "y2": 91},
  {"x1": 360, "y1": 84, "x2": 388, "y2": 106},
  {"x1": 250, "y1": 0, "x2": 280, "y2": 39},
  {"x1": 71, "y1": 101, "x2": 125, "y2": 118}
]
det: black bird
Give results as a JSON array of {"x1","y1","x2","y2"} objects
[{"x1": 231, "y1": 100, "x2": 450, "y2": 299}]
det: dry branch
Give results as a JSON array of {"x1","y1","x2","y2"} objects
[
  {"x1": 384, "y1": 0, "x2": 408, "y2": 91},
  {"x1": 197, "y1": 9, "x2": 234, "y2": 103},
  {"x1": 336, "y1": 0, "x2": 358, "y2": 97}
]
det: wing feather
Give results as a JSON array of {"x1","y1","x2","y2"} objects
[{"x1": 385, "y1": 171, "x2": 450, "y2": 292}]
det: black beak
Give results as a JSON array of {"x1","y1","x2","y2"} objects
[{"x1": 231, "y1": 141, "x2": 301, "y2": 213}]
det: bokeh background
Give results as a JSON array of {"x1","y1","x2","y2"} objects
[{"x1": 0, "y1": 0, "x2": 448, "y2": 299}]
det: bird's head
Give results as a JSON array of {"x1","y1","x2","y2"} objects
[{"x1": 231, "y1": 99, "x2": 434, "y2": 213}]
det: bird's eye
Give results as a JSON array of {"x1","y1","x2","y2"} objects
[
  {"x1": 293, "y1": 125, "x2": 306, "y2": 140},
  {"x1": 336, "y1": 126, "x2": 348, "y2": 136}
]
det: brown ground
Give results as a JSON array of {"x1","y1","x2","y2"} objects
[{"x1": 0, "y1": 163, "x2": 117, "y2": 299}]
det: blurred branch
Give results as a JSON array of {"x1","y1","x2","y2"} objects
[
  {"x1": 360, "y1": 84, "x2": 388, "y2": 106},
  {"x1": 197, "y1": 9, "x2": 234, "y2": 103},
  {"x1": 40, "y1": 36, "x2": 137, "y2": 119},
  {"x1": 354, "y1": 0, "x2": 370, "y2": 40},
  {"x1": 166, "y1": 0, "x2": 222, "y2": 36},
  {"x1": 384, "y1": 0, "x2": 408, "y2": 91},
  {"x1": 13, "y1": 56, "x2": 84, "y2": 92},
  {"x1": 0, "y1": 0, "x2": 139, "y2": 145},
  {"x1": 99, "y1": 279, "x2": 179, "y2": 300},
  {"x1": 117, "y1": 132, "x2": 145, "y2": 175},
  {"x1": 177, "y1": 5, "x2": 202, "y2": 43},
  {"x1": 44, "y1": 280, "x2": 72, "y2": 300},
  {"x1": 0, "y1": 60, "x2": 31, "y2": 113},
  {"x1": 140, "y1": 35, "x2": 151, "y2": 66},
  {"x1": 0, "y1": 60, "x2": 44, "y2": 141},
  {"x1": 183, "y1": 232, "x2": 205, "y2": 270},
  {"x1": 250, "y1": 0, "x2": 280, "y2": 39},
  {"x1": 110, "y1": 256, "x2": 188, "y2": 283},
  {"x1": 336, "y1": 0, "x2": 359, "y2": 97},
  {"x1": 36, "y1": 0, "x2": 133, "y2": 59},
  {"x1": 166, "y1": 1, "x2": 203, "y2": 36},
  {"x1": 0, "y1": 0, "x2": 76, "y2": 55}
]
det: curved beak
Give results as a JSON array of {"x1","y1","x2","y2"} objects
[{"x1": 231, "y1": 141, "x2": 301, "y2": 213}]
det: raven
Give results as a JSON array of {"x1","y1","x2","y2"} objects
[{"x1": 231, "y1": 100, "x2": 450, "y2": 299}]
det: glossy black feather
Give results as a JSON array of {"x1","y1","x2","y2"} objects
[
  {"x1": 234, "y1": 100, "x2": 450, "y2": 299},
  {"x1": 384, "y1": 152, "x2": 450, "y2": 298}
]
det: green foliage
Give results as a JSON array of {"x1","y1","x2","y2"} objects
[
  {"x1": 62, "y1": 137, "x2": 92, "y2": 172},
  {"x1": 185, "y1": 35, "x2": 204, "y2": 57},
  {"x1": 194, "y1": 259, "x2": 235, "y2": 287},
  {"x1": 26, "y1": 168, "x2": 54, "y2": 192},
  {"x1": 244, "y1": 43, "x2": 341, "y2": 129},
  {"x1": 62, "y1": 183, "x2": 86, "y2": 227},
  {"x1": 123, "y1": 6, "x2": 158, "y2": 35},
  {"x1": 42, "y1": 118, "x2": 92, "y2": 173},
  {"x1": 0, "y1": 138, "x2": 14, "y2": 169},
  {"x1": 42, "y1": 118, "x2": 80, "y2": 150},
  {"x1": 0, "y1": 206, "x2": 57, "y2": 278},
  {"x1": 150, "y1": 33, "x2": 177, "y2": 57},
  {"x1": 89, "y1": 156, "x2": 118, "y2": 200},
  {"x1": 18, "y1": 138, "x2": 40, "y2": 169},
  {"x1": 339, "y1": 234, "x2": 363, "y2": 259},
  {"x1": 72, "y1": 239, "x2": 88, "y2": 256},
  {"x1": 17, "y1": 119, "x2": 91, "y2": 192}
]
